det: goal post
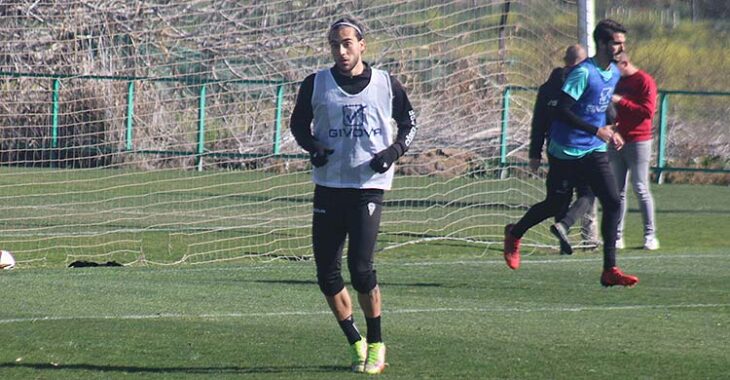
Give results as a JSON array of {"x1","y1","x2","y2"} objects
[{"x1": 0, "y1": 1, "x2": 579, "y2": 267}]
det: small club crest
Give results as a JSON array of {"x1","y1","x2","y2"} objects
[{"x1": 367, "y1": 202, "x2": 376, "y2": 216}]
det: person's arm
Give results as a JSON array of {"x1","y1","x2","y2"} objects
[
  {"x1": 556, "y1": 93, "x2": 617, "y2": 143},
  {"x1": 554, "y1": 65, "x2": 617, "y2": 142},
  {"x1": 290, "y1": 74, "x2": 317, "y2": 152},
  {"x1": 555, "y1": 93, "x2": 600, "y2": 135},
  {"x1": 370, "y1": 76, "x2": 417, "y2": 173},
  {"x1": 528, "y1": 69, "x2": 566, "y2": 171},
  {"x1": 290, "y1": 74, "x2": 333, "y2": 166},
  {"x1": 613, "y1": 73, "x2": 657, "y2": 119},
  {"x1": 604, "y1": 101, "x2": 624, "y2": 150},
  {"x1": 606, "y1": 102, "x2": 617, "y2": 125},
  {"x1": 529, "y1": 82, "x2": 552, "y2": 161}
]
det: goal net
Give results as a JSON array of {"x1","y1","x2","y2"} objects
[{"x1": 0, "y1": 0, "x2": 578, "y2": 267}]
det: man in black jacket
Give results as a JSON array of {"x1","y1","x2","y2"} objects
[{"x1": 528, "y1": 44, "x2": 598, "y2": 255}]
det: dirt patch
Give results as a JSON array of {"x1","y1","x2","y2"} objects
[{"x1": 397, "y1": 148, "x2": 484, "y2": 178}]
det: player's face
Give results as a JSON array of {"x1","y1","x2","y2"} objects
[
  {"x1": 604, "y1": 32, "x2": 626, "y2": 62},
  {"x1": 328, "y1": 27, "x2": 365, "y2": 76}
]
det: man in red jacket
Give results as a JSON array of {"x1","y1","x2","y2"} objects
[{"x1": 610, "y1": 52, "x2": 659, "y2": 250}]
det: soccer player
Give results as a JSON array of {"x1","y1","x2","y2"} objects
[
  {"x1": 504, "y1": 19, "x2": 639, "y2": 287},
  {"x1": 289, "y1": 16, "x2": 417, "y2": 374},
  {"x1": 529, "y1": 44, "x2": 600, "y2": 255},
  {"x1": 610, "y1": 52, "x2": 659, "y2": 250}
]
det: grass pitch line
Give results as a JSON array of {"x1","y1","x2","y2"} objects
[
  {"x1": 390, "y1": 253, "x2": 727, "y2": 267},
  {"x1": 390, "y1": 303, "x2": 730, "y2": 314},
  {"x1": 2, "y1": 303, "x2": 728, "y2": 325},
  {"x1": 0, "y1": 310, "x2": 329, "y2": 325}
]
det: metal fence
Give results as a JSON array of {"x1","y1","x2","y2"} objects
[
  {"x1": 2, "y1": 71, "x2": 728, "y2": 184},
  {"x1": 0, "y1": 71, "x2": 288, "y2": 170},
  {"x1": 501, "y1": 87, "x2": 730, "y2": 183}
]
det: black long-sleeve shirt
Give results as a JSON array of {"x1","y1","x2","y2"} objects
[
  {"x1": 529, "y1": 67, "x2": 565, "y2": 160},
  {"x1": 290, "y1": 63, "x2": 416, "y2": 157}
]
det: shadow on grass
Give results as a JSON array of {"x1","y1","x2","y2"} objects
[
  {"x1": 0, "y1": 362, "x2": 348, "y2": 374},
  {"x1": 253, "y1": 279, "x2": 442, "y2": 287}
]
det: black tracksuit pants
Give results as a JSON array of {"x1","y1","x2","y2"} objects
[
  {"x1": 312, "y1": 185, "x2": 383, "y2": 296},
  {"x1": 511, "y1": 151, "x2": 620, "y2": 269}
]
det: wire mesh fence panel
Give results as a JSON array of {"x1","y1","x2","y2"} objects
[{"x1": 0, "y1": 1, "x2": 580, "y2": 266}]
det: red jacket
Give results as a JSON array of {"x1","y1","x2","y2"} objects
[{"x1": 614, "y1": 69, "x2": 657, "y2": 143}]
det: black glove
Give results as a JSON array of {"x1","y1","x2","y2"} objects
[
  {"x1": 309, "y1": 142, "x2": 334, "y2": 168},
  {"x1": 369, "y1": 146, "x2": 400, "y2": 173}
]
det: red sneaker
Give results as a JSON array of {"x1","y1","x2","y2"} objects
[
  {"x1": 600, "y1": 267, "x2": 639, "y2": 287},
  {"x1": 503, "y1": 224, "x2": 521, "y2": 270}
]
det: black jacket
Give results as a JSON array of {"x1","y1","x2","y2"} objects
[{"x1": 529, "y1": 67, "x2": 565, "y2": 160}]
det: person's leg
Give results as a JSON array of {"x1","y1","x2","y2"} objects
[
  {"x1": 560, "y1": 184, "x2": 594, "y2": 229},
  {"x1": 582, "y1": 152, "x2": 621, "y2": 269},
  {"x1": 609, "y1": 145, "x2": 629, "y2": 244},
  {"x1": 511, "y1": 155, "x2": 575, "y2": 238},
  {"x1": 346, "y1": 190, "x2": 383, "y2": 323},
  {"x1": 346, "y1": 189, "x2": 386, "y2": 374},
  {"x1": 553, "y1": 183, "x2": 595, "y2": 255},
  {"x1": 582, "y1": 152, "x2": 638, "y2": 286},
  {"x1": 506, "y1": 155, "x2": 576, "y2": 264},
  {"x1": 579, "y1": 198, "x2": 599, "y2": 247},
  {"x1": 313, "y1": 187, "x2": 362, "y2": 343},
  {"x1": 627, "y1": 140, "x2": 658, "y2": 247},
  {"x1": 552, "y1": 190, "x2": 572, "y2": 225}
]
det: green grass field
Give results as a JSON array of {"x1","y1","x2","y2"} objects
[{"x1": 1, "y1": 183, "x2": 728, "y2": 379}]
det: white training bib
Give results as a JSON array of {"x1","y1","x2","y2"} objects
[{"x1": 311, "y1": 68, "x2": 395, "y2": 190}]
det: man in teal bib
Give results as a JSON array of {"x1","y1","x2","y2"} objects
[{"x1": 503, "y1": 19, "x2": 639, "y2": 287}]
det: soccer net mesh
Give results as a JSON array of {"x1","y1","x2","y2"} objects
[{"x1": 0, "y1": 0, "x2": 578, "y2": 267}]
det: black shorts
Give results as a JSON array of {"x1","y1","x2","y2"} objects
[{"x1": 312, "y1": 185, "x2": 384, "y2": 285}]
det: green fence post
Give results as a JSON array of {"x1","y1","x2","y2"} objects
[
  {"x1": 656, "y1": 92, "x2": 669, "y2": 184},
  {"x1": 272, "y1": 83, "x2": 284, "y2": 156},
  {"x1": 51, "y1": 78, "x2": 60, "y2": 168},
  {"x1": 196, "y1": 84, "x2": 207, "y2": 172},
  {"x1": 125, "y1": 81, "x2": 135, "y2": 151},
  {"x1": 499, "y1": 87, "x2": 511, "y2": 179}
]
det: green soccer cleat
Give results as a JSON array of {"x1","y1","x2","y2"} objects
[
  {"x1": 364, "y1": 342, "x2": 387, "y2": 375},
  {"x1": 350, "y1": 338, "x2": 367, "y2": 373}
]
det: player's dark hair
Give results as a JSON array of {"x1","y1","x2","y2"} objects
[
  {"x1": 593, "y1": 19, "x2": 627, "y2": 46},
  {"x1": 329, "y1": 16, "x2": 365, "y2": 40}
]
